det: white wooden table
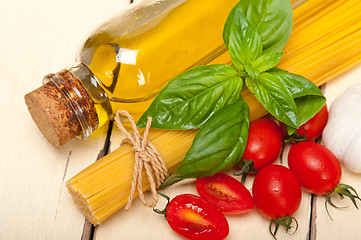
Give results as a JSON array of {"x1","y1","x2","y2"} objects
[{"x1": 1, "y1": 0, "x2": 360, "y2": 239}]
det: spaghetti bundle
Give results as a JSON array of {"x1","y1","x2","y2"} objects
[{"x1": 67, "y1": 0, "x2": 361, "y2": 225}]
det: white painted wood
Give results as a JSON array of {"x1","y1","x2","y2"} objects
[
  {"x1": 315, "y1": 64, "x2": 361, "y2": 240},
  {"x1": 0, "y1": 0, "x2": 129, "y2": 239}
]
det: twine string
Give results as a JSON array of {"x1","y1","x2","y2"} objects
[{"x1": 114, "y1": 110, "x2": 168, "y2": 210}]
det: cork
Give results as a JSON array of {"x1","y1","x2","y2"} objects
[{"x1": 24, "y1": 71, "x2": 99, "y2": 148}]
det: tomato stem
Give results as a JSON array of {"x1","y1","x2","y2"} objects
[
  {"x1": 269, "y1": 216, "x2": 298, "y2": 239},
  {"x1": 325, "y1": 183, "x2": 361, "y2": 220},
  {"x1": 280, "y1": 143, "x2": 285, "y2": 164},
  {"x1": 153, "y1": 192, "x2": 170, "y2": 216},
  {"x1": 284, "y1": 132, "x2": 308, "y2": 143},
  {"x1": 234, "y1": 159, "x2": 257, "y2": 184},
  {"x1": 280, "y1": 131, "x2": 307, "y2": 163}
]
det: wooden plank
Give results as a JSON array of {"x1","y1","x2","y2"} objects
[
  {"x1": 0, "y1": 0, "x2": 129, "y2": 239},
  {"x1": 313, "y1": 64, "x2": 361, "y2": 239}
]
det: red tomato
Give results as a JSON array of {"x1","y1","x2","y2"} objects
[
  {"x1": 252, "y1": 165, "x2": 302, "y2": 220},
  {"x1": 280, "y1": 104, "x2": 328, "y2": 141},
  {"x1": 296, "y1": 105, "x2": 328, "y2": 141},
  {"x1": 166, "y1": 194, "x2": 229, "y2": 240},
  {"x1": 241, "y1": 118, "x2": 283, "y2": 171},
  {"x1": 287, "y1": 141, "x2": 342, "y2": 195},
  {"x1": 196, "y1": 173, "x2": 254, "y2": 214}
]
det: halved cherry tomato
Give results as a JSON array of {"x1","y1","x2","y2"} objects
[
  {"x1": 196, "y1": 172, "x2": 254, "y2": 214},
  {"x1": 166, "y1": 194, "x2": 229, "y2": 240},
  {"x1": 280, "y1": 104, "x2": 328, "y2": 141},
  {"x1": 287, "y1": 141, "x2": 341, "y2": 195},
  {"x1": 241, "y1": 118, "x2": 283, "y2": 171}
]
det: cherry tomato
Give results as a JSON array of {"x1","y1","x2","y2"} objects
[
  {"x1": 280, "y1": 104, "x2": 328, "y2": 141},
  {"x1": 296, "y1": 105, "x2": 328, "y2": 141},
  {"x1": 241, "y1": 118, "x2": 283, "y2": 171},
  {"x1": 287, "y1": 141, "x2": 341, "y2": 195},
  {"x1": 166, "y1": 194, "x2": 229, "y2": 240},
  {"x1": 288, "y1": 142, "x2": 361, "y2": 220},
  {"x1": 196, "y1": 173, "x2": 254, "y2": 214},
  {"x1": 252, "y1": 165, "x2": 302, "y2": 220}
]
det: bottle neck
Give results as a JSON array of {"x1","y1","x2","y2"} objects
[{"x1": 43, "y1": 68, "x2": 99, "y2": 140}]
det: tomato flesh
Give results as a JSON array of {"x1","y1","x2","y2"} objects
[
  {"x1": 252, "y1": 165, "x2": 302, "y2": 220},
  {"x1": 196, "y1": 173, "x2": 254, "y2": 214},
  {"x1": 241, "y1": 118, "x2": 283, "y2": 171},
  {"x1": 287, "y1": 141, "x2": 341, "y2": 194},
  {"x1": 166, "y1": 194, "x2": 229, "y2": 240}
]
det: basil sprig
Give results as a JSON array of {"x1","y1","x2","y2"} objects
[{"x1": 137, "y1": 0, "x2": 326, "y2": 186}]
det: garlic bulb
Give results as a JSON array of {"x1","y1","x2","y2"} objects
[{"x1": 322, "y1": 83, "x2": 361, "y2": 173}]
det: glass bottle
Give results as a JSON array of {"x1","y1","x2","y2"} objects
[{"x1": 24, "y1": 0, "x2": 240, "y2": 148}]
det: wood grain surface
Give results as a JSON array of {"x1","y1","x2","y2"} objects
[{"x1": 0, "y1": 0, "x2": 360, "y2": 239}]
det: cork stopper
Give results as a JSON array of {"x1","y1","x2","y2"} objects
[{"x1": 24, "y1": 70, "x2": 99, "y2": 148}]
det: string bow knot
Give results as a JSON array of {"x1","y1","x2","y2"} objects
[{"x1": 114, "y1": 110, "x2": 168, "y2": 210}]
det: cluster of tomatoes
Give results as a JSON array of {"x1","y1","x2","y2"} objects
[{"x1": 156, "y1": 105, "x2": 359, "y2": 240}]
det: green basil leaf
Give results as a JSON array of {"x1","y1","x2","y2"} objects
[
  {"x1": 223, "y1": 0, "x2": 293, "y2": 54},
  {"x1": 244, "y1": 64, "x2": 259, "y2": 80},
  {"x1": 267, "y1": 68, "x2": 326, "y2": 130},
  {"x1": 252, "y1": 51, "x2": 283, "y2": 73},
  {"x1": 223, "y1": 1, "x2": 240, "y2": 47},
  {"x1": 137, "y1": 64, "x2": 244, "y2": 129},
  {"x1": 228, "y1": 9, "x2": 262, "y2": 71},
  {"x1": 160, "y1": 98, "x2": 250, "y2": 187},
  {"x1": 246, "y1": 72, "x2": 298, "y2": 128}
]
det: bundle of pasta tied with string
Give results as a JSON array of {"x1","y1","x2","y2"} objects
[{"x1": 66, "y1": 0, "x2": 361, "y2": 225}]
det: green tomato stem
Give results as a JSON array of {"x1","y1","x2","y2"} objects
[
  {"x1": 325, "y1": 183, "x2": 361, "y2": 221},
  {"x1": 233, "y1": 159, "x2": 258, "y2": 184},
  {"x1": 153, "y1": 192, "x2": 170, "y2": 217},
  {"x1": 269, "y1": 216, "x2": 298, "y2": 239}
]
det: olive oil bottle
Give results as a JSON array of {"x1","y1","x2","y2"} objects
[
  {"x1": 24, "y1": 0, "x2": 239, "y2": 148},
  {"x1": 80, "y1": 0, "x2": 240, "y2": 122}
]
